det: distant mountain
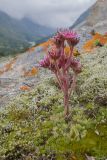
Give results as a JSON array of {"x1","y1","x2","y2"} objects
[
  {"x1": 21, "y1": 18, "x2": 54, "y2": 39},
  {"x1": 71, "y1": 0, "x2": 107, "y2": 33},
  {"x1": 70, "y1": 7, "x2": 91, "y2": 29},
  {"x1": 0, "y1": 10, "x2": 54, "y2": 56}
]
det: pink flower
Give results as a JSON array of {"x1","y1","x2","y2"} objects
[
  {"x1": 50, "y1": 63, "x2": 56, "y2": 72},
  {"x1": 48, "y1": 47, "x2": 61, "y2": 60},
  {"x1": 70, "y1": 58, "x2": 82, "y2": 74},
  {"x1": 52, "y1": 34, "x2": 64, "y2": 48},
  {"x1": 58, "y1": 28, "x2": 80, "y2": 46}
]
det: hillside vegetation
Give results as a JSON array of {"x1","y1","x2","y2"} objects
[{"x1": 0, "y1": 46, "x2": 107, "y2": 160}]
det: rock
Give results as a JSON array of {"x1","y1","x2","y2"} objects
[
  {"x1": 85, "y1": 154, "x2": 95, "y2": 160},
  {"x1": 94, "y1": 94, "x2": 107, "y2": 106}
]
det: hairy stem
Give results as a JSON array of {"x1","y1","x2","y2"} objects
[
  {"x1": 65, "y1": 46, "x2": 74, "y2": 70},
  {"x1": 69, "y1": 73, "x2": 77, "y2": 99},
  {"x1": 70, "y1": 46, "x2": 74, "y2": 57},
  {"x1": 54, "y1": 61, "x2": 65, "y2": 92},
  {"x1": 64, "y1": 92, "x2": 69, "y2": 116},
  {"x1": 62, "y1": 69, "x2": 69, "y2": 116},
  {"x1": 55, "y1": 72, "x2": 64, "y2": 92}
]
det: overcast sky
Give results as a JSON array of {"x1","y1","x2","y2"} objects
[{"x1": 0, "y1": 0, "x2": 97, "y2": 28}]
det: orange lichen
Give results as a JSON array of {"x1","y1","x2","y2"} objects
[
  {"x1": 93, "y1": 33, "x2": 107, "y2": 45},
  {"x1": 0, "y1": 58, "x2": 16, "y2": 75},
  {"x1": 27, "y1": 47, "x2": 35, "y2": 53},
  {"x1": 83, "y1": 32, "x2": 107, "y2": 52},
  {"x1": 20, "y1": 85, "x2": 30, "y2": 91},
  {"x1": 64, "y1": 46, "x2": 80, "y2": 56},
  {"x1": 30, "y1": 67, "x2": 38, "y2": 76},
  {"x1": 5, "y1": 58, "x2": 16, "y2": 72},
  {"x1": 38, "y1": 40, "x2": 54, "y2": 52},
  {"x1": 23, "y1": 67, "x2": 38, "y2": 77},
  {"x1": 4, "y1": 63, "x2": 13, "y2": 72},
  {"x1": 83, "y1": 39, "x2": 95, "y2": 52}
]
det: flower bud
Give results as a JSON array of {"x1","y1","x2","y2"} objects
[
  {"x1": 70, "y1": 58, "x2": 82, "y2": 74},
  {"x1": 48, "y1": 47, "x2": 61, "y2": 61},
  {"x1": 52, "y1": 34, "x2": 64, "y2": 48},
  {"x1": 58, "y1": 28, "x2": 80, "y2": 46},
  {"x1": 39, "y1": 55, "x2": 50, "y2": 68}
]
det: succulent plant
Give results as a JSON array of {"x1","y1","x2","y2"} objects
[{"x1": 39, "y1": 28, "x2": 82, "y2": 117}]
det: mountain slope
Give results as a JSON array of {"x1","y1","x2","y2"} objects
[
  {"x1": 21, "y1": 18, "x2": 54, "y2": 39},
  {"x1": 71, "y1": 0, "x2": 107, "y2": 33},
  {"x1": 0, "y1": 11, "x2": 54, "y2": 56},
  {"x1": 70, "y1": 7, "x2": 91, "y2": 29}
]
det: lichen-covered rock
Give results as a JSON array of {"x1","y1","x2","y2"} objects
[
  {"x1": 0, "y1": 47, "x2": 107, "y2": 160},
  {"x1": 78, "y1": 47, "x2": 107, "y2": 103}
]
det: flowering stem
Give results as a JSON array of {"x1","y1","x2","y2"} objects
[
  {"x1": 62, "y1": 69, "x2": 70, "y2": 116},
  {"x1": 68, "y1": 73, "x2": 77, "y2": 99},
  {"x1": 70, "y1": 46, "x2": 74, "y2": 57},
  {"x1": 65, "y1": 46, "x2": 74, "y2": 70},
  {"x1": 39, "y1": 28, "x2": 81, "y2": 118},
  {"x1": 55, "y1": 72, "x2": 64, "y2": 91},
  {"x1": 64, "y1": 92, "x2": 69, "y2": 116}
]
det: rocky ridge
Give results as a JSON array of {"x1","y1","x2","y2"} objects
[{"x1": 71, "y1": 0, "x2": 107, "y2": 33}]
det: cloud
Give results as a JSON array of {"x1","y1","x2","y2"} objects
[{"x1": 0, "y1": 0, "x2": 97, "y2": 28}]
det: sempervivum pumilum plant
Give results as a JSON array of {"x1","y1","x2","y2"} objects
[{"x1": 39, "y1": 28, "x2": 82, "y2": 117}]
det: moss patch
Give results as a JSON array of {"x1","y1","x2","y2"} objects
[{"x1": 0, "y1": 47, "x2": 107, "y2": 160}]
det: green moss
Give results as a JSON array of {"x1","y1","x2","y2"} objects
[
  {"x1": 0, "y1": 47, "x2": 107, "y2": 159},
  {"x1": 0, "y1": 95, "x2": 107, "y2": 159}
]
